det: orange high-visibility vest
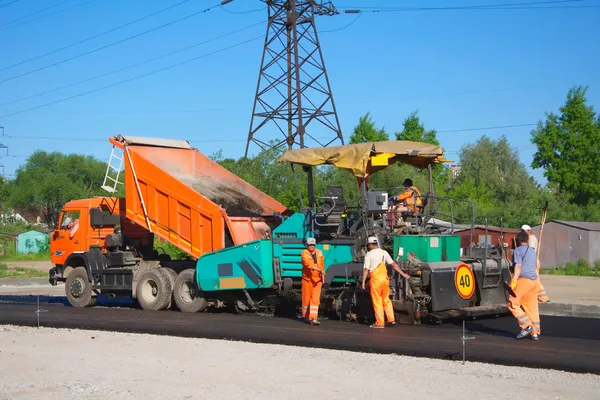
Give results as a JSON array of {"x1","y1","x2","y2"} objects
[
  {"x1": 398, "y1": 186, "x2": 422, "y2": 210},
  {"x1": 301, "y1": 249, "x2": 325, "y2": 282}
]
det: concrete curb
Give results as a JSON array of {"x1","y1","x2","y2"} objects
[{"x1": 540, "y1": 302, "x2": 600, "y2": 319}]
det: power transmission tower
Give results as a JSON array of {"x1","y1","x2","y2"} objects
[{"x1": 245, "y1": 0, "x2": 344, "y2": 157}]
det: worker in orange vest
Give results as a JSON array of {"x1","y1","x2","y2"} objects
[
  {"x1": 508, "y1": 231, "x2": 541, "y2": 340},
  {"x1": 361, "y1": 236, "x2": 411, "y2": 328},
  {"x1": 301, "y1": 237, "x2": 325, "y2": 326},
  {"x1": 390, "y1": 178, "x2": 423, "y2": 223}
]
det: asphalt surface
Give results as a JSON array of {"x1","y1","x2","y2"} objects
[{"x1": 1, "y1": 296, "x2": 599, "y2": 375}]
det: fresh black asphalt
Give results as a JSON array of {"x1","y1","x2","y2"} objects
[{"x1": 0, "y1": 296, "x2": 598, "y2": 374}]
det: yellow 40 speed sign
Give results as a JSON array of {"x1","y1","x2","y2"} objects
[{"x1": 454, "y1": 264, "x2": 475, "y2": 299}]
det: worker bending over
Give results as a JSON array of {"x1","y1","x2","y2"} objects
[
  {"x1": 361, "y1": 236, "x2": 411, "y2": 329},
  {"x1": 508, "y1": 231, "x2": 541, "y2": 340},
  {"x1": 521, "y1": 224, "x2": 550, "y2": 303},
  {"x1": 301, "y1": 237, "x2": 325, "y2": 326},
  {"x1": 390, "y1": 179, "x2": 422, "y2": 221}
]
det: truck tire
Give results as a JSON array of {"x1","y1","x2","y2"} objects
[
  {"x1": 173, "y1": 269, "x2": 208, "y2": 313},
  {"x1": 65, "y1": 267, "x2": 96, "y2": 308},
  {"x1": 136, "y1": 268, "x2": 172, "y2": 311},
  {"x1": 161, "y1": 267, "x2": 178, "y2": 310}
]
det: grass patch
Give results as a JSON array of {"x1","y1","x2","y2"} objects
[
  {"x1": 0, "y1": 251, "x2": 51, "y2": 262},
  {"x1": 0, "y1": 262, "x2": 48, "y2": 279},
  {"x1": 540, "y1": 259, "x2": 600, "y2": 277}
]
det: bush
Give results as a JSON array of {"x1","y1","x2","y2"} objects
[
  {"x1": 541, "y1": 259, "x2": 600, "y2": 276},
  {"x1": 153, "y1": 238, "x2": 192, "y2": 261},
  {"x1": 0, "y1": 263, "x2": 7, "y2": 271}
]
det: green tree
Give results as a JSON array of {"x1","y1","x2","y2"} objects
[
  {"x1": 449, "y1": 135, "x2": 542, "y2": 227},
  {"x1": 8, "y1": 151, "x2": 108, "y2": 226},
  {"x1": 349, "y1": 113, "x2": 389, "y2": 143},
  {"x1": 531, "y1": 86, "x2": 600, "y2": 205},
  {"x1": 0, "y1": 177, "x2": 9, "y2": 219},
  {"x1": 395, "y1": 110, "x2": 440, "y2": 146}
]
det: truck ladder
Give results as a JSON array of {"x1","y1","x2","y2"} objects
[{"x1": 101, "y1": 145, "x2": 124, "y2": 194}]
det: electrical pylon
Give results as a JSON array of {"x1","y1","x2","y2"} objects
[{"x1": 245, "y1": 0, "x2": 344, "y2": 157}]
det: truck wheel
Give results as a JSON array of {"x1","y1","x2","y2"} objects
[
  {"x1": 65, "y1": 267, "x2": 95, "y2": 308},
  {"x1": 136, "y1": 269, "x2": 172, "y2": 311},
  {"x1": 173, "y1": 269, "x2": 207, "y2": 313},
  {"x1": 160, "y1": 268, "x2": 178, "y2": 309}
]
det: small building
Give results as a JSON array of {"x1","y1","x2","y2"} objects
[
  {"x1": 454, "y1": 225, "x2": 521, "y2": 250},
  {"x1": 532, "y1": 220, "x2": 600, "y2": 268},
  {"x1": 16, "y1": 230, "x2": 49, "y2": 254},
  {"x1": 0, "y1": 232, "x2": 18, "y2": 257}
]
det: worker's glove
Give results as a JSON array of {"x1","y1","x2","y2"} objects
[{"x1": 510, "y1": 279, "x2": 518, "y2": 291}]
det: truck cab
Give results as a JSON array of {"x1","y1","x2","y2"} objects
[{"x1": 49, "y1": 197, "x2": 152, "y2": 284}]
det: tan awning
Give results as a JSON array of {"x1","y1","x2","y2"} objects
[{"x1": 278, "y1": 141, "x2": 451, "y2": 177}]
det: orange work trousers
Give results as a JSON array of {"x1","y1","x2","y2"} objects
[
  {"x1": 537, "y1": 278, "x2": 550, "y2": 302},
  {"x1": 301, "y1": 279, "x2": 322, "y2": 321},
  {"x1": 508, "y1": 277, "x2": 541, "y2": 335},
  {"x1": 536, "y1": 266, "x2": 550, "y2": 302},
  {"x1": 369, "y1": 262, "x2": 395, "y2": 326}
]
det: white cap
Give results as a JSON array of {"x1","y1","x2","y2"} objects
[
  {"x1": 306, "y1": 237, "x2": 316, "y2": 245},
  {"x1": 521, "y1": 224, "x2": 532, "y2": 231},
  {"x1": 367, "y1": 236, "x2": 378, "y2": 244}
]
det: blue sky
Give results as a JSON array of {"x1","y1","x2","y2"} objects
[{"x1": 0, "y1": 0, "x2": 598, "y2": 185}]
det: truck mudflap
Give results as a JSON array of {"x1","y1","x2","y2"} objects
[{"x1": 49, "y1": 266, "x2": 59, "y2": 286}]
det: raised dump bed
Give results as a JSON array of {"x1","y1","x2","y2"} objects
[{"x1": 108, "y1": 135, "x2": 289, "y2": 259}]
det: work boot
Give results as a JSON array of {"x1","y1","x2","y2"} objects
[
  {"x1": 530, "y1": 333, "x2": 539, "y2": 340},
  {"x1": 309, "y1": 319, "x2": 321, "y2": 326},
  {"x1": 386, "y1": 321, "x2": 396, "y2": 327},
  {"x1": 516, "y1": 326, "x2": 534, "y2": 339},
  {"x1": 369, "y1": 324, "x2": 384, "y2": 329}
]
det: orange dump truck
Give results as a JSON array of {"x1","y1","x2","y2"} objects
[{"x1": 49, "y1": 135, "x2": 294, "y2": 310}]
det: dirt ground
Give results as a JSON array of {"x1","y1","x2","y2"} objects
[
  {"x1": 1, "y1": 261, "x2": 52, "y2": 273},
  {"x1": 0, "y1": 325, "x2": 598, "y2": 400},
  {"x1": 539, "y1": 275, "x2": 600, "y2": 305}
]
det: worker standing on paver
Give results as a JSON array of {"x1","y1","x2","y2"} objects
[
  {"x1": 301, "y1": 237, "x2": 325, "y2": 326},
  {"x1": 361, "y1": 236, "x2": 411, "y2": 329},
  {"x1": 508, "y1": 231, "x2": 541, "y2": 340},
  {"x1": 521, "y1": 224, "x2": 550, "y2": 303}
]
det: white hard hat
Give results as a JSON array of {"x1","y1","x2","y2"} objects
[
  {"x1": 306, "y1": 237, "x2": 316, "y2": 245},
  {"x1": 521, "y1": 224, "x2": 532, "y2": 231},
  {"x1": 367, "y1": 236, "x2": 378, "y2": 244}
]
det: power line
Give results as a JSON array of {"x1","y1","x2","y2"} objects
[
  {"x1": 4, "y1": 122, "x2": 543, "y2": 143},
  {"x1": 12, "y1": 79, "x2": 590, "y2": 112},
  {"x1": 219, "y1": 5, "x2": 265, "y2": 14},
  {"x1": 338, "y1": 0, "x2": 585, "y2": 12},
  {"x1": 0, "y1": 0, "x2": 18, "y2": 10},
  {"x1": 438, "y1": 123, "x2": 537, "y2": 133},
  {"x1": 0, "y1": 0, "x2": 100, "y2": 32},
  {"x1": 321, "y1": 11, "x2": 362, "y2": 32},
  {"x1": 0, "y1": 1, "x2": 230, "y2": 84},
  {"x1": 0, "y1": 0, "x2": 200, "y2": 74},
  {"x1": 0, "y1": 0, "x2": 71, "y2": 29},
  {"x1": 339, "y1": 0, "x2": 578, "y2": 8},
  {"x1": 0, "y1": 21, "x2": 264, "y2": 107},
  {"x1": 0, "y1": 35, "x2": 263, "y2": 119}
]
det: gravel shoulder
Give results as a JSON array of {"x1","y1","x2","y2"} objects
[{"x1": 0, "y1": 325, "x2": 598, "y2": 400}]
